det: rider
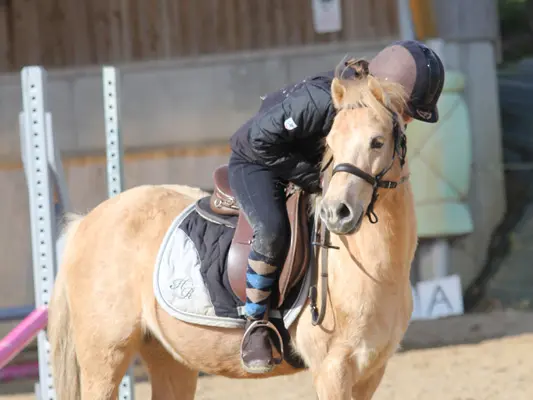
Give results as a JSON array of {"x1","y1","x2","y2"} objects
[{"x1": 228, "y1": 40, "x2": 445, "y2": 373}]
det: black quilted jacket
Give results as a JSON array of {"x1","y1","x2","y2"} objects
[{"x1": 230, "y1": 70, "x2": 350, "y2": 193}]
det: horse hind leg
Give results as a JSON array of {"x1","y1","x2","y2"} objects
[
  {"x1": 139, "y1": 334, "x2": 198, "y2": 400},
  {"x1": 70, "y1": 308, "x2": 141, "y2": 400},
  {"x1": 74, "y1": 333, "x2": 139, "y2": 400}
]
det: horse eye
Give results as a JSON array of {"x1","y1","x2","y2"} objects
[{"x1": 370, "y1": 137, "x2": 384, "y2": 149}]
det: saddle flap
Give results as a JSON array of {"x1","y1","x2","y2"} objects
[
  {"x1": 226, "y1": 189, "x2": 311, "y2": 308},
  {"x1": 276, "y1": 191, "x2": 310, "y2": 307},
  {"x1": 226, "y1": 211, "x2": 253, "y2": 301}
]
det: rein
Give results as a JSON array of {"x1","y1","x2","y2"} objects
[{"x1": 308, "y1": 105, "x2": 409, "y2": 326}]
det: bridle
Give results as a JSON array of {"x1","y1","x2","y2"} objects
[
  {"x1": 308, "y1": 104, "x2": 410, "y2": 326},
  {"x1": 329, "y1": 105, "x2": 408, "y2": 224}
]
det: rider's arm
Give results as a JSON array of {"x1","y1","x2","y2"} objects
[{"x1": 248, "y1": 81, "x2": 334, "y2": 189}]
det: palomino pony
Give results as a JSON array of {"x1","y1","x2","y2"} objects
[{"x1": 48, "y1": 63, "x2": 417, "y2": 399}]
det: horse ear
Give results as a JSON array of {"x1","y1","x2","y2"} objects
[
  {"x1": 331, "y1": 78, "x2": 346, "y2": 109},
  {"x1": 368, "y1": 76, "x2": 386, "y2": 105}
]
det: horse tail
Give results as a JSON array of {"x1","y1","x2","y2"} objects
[{"x1": 48, "y1": 213, "x2": 84, "y2": 400}]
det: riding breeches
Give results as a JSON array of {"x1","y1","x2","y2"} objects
[{"x1": 228, "y1": 153, "x2": 290, "y2": 319}]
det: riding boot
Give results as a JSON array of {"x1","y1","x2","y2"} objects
[
  {"x1": 241, "y1": 317, "x2": 274, "y2": 373},
  {"x1": 240, "y1": 256, "x2": 279, "y2": 373}
]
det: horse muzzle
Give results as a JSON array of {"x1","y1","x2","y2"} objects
[{"x1": 319, "y1": 200, "x2": 364, "y2": 235}]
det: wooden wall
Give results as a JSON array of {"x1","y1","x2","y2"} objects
[{"x1": 0, "y1": 0, "x2": 399, "y2": 72}]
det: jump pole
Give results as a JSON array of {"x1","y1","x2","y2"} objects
[{"x1": 0, "y1": 307, "x2": 48, "y2": 370}]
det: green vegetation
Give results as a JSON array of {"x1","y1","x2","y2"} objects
[{"x1": 499, "y1": 0, "x2": 533, "y2": 63}]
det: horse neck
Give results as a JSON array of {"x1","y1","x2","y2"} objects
[{"x1": 328, "y1": 176, "x2": 416, "y2": 285}]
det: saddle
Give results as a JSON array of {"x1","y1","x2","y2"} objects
[{"x1": 209, "y1": 165, "x2": 311, "y2": 308}]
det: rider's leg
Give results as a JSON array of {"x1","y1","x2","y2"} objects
[{"x1": 228, "y1": 154, "x2": 290, "y2": 373}]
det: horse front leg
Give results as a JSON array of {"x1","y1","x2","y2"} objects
[
  {"x1": 312, "y1": 348, "x2": 353, "y2": 400},
  {"x1": 351, "y1": 365, "x2": 386, "y2": 400}
]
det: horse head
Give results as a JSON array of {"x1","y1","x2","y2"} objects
[{"x1": 320, "y1": 59, "x2": 410, "y2": 235}]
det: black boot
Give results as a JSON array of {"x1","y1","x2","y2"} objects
[{"x1": 241, "y1": 319, "x2": 285, "y2": 374}]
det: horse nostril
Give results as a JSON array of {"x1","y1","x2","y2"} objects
[
  {"x1": 320, "y1": 201, "x2": 353, "y2": 225},
  {"x1": 319, "y1": 205, "x2": 329, "y2": 221},
  {"x1": 336, "y1": 202, "x2": 352, "y2": 221}
]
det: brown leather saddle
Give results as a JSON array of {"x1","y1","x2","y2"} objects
[{"x1": 208, "y1": 164, "x2": 311, "y2": 308}]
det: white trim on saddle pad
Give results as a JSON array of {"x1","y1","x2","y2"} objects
[{"x1": 153, "y1": 202, "x2": 312, "y2": 329}]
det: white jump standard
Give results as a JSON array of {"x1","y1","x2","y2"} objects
[{"x1": 18, "y1": 65, "x2": 135, "y2": 400}]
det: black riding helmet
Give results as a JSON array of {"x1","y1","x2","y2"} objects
[{"x1": 368, "y1": 40, "x2": 445, "y2": 123}]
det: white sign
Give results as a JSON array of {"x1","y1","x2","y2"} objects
[
  {"x1": 311, "y1": 0, "x2": 342, "y2": 34},
  {"x1": 410, "y1": 274, "x2": 464, "y2": 321}
]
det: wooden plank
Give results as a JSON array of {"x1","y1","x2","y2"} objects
[
  {"x1": 136, "y1": 0, "x2": 164, "y2": 60},
  {"x1": 66, "y1": 0, "x2": 92, "y2": 65},
  {"x1": 210, "y1": 0, "x2": 222, "y2": 53},
  {"x1": 247, "y1": 0, "x2": 260, "y2": 50},
  {"x1": 236, "y1": 0, "x2": 252, "y2": 50},
  {"x1": 108, "y1": 0, "x2": 128, "y2": 62},
  {"x1": 354, "y1": 0, "x2": 374, "y2": 39},
  {"x1": 0, "y1": 1, "x2": 12, "y2": 72},
  {"x1": 272, "y1": 0, "x2": 288, "y2": 47},
  {"x1": 35, "y1": 0, "x2": 53, "y2": 66},
  {"x1": 58, "y1": 0, "x2": 75, "y2": 65},
  {"x1": 120, "y1": 0, "x2": 132, "y2": 61},
  {"x1": 369, "y1": 0, "x2": 389, "y2": 39},
  {"x1": 11, "y1": 0, "x2": 41, "y2": 69},
  {"x1": 163, "y1": 0, "x2": 180, "y2": 56},
  {"x1": 87, "y1": 0, "x2": 111, "y2": 64},
  {"x1": 184, "y1": 0, "x2": 200, "y2": 55},
  {"x1": 223, "y1": 0, "x2": 238, "y2": 52},
  {"x1": 129, "y1": 0, "x2": 142, "y2": 60},
  {"x1": 249, "y1": 0, "x2": 276, "y2": 50},
  {"x1": 127, "y1": 0, "x2": 142, "y2": 60},
  {"x1": 151, "y1": 0, "x2": 166, "y2": 58},
  {"x1": 289, "y1": 0, "x2": 304, "y2": 46},
  {"x1": 166, "y1": 0, "x2": 185, "y2": 56},
  {"x1": 373, "y1": 0, "x2": 400, "y2": 39},
  {"x1": 385, "y1": 0, "x2": 400, "y2": 38},
  {"x1": 196, "y1": 0, "x2": 217, "y2": 54},
  {"x1": 341, "y1": 0, "x2": 358, "y2": 41},
  {"x1": 37, "y1": 0, "x2": 71, "y2": 68},
  {"x1": 158, "y1": 0, "x2": 171, "y2": 57},
  {"x1": 257, "y1": 0, "x2": 275, "y2": 49},
  {"x1": 300, "y1": 0, "x2": 315, "y2": 45}
]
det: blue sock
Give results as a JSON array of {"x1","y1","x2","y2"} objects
[{"x1": 244, "y1": 250, "x2": 279, "y2": 320}]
